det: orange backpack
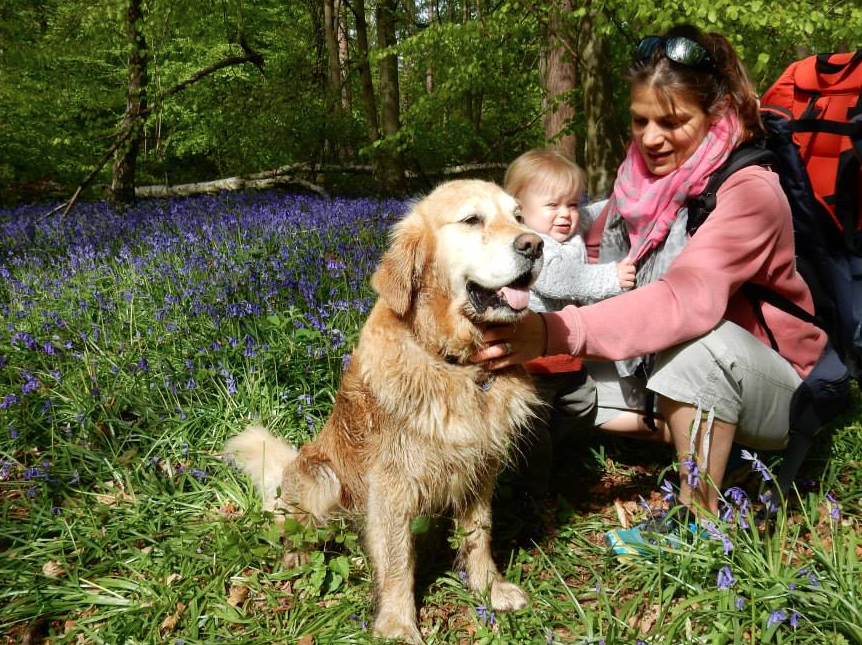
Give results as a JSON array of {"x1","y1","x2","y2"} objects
[{"x1": 760, "y1": 50, "x2": 862, "y2": 252}]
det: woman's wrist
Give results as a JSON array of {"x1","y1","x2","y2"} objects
[{"x1": 542, "y1": 309, "x2": 580, "y2": 356}]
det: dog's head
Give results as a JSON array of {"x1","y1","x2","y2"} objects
[{"x1": 371, "y1": 180, "x2": 544, "y2": 325}]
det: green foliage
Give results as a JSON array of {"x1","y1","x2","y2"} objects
[{"x1": 0, "y1": 0, "x2": 859, "y2": 201}]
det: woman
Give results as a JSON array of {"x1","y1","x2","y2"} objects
[{"x1": 473, "y1": 24, "x2": 827, "y2": 518}]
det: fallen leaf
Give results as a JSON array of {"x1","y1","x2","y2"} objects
[
  {"x1": 614, "y1": 499, "x2": 630, "y2": 528},
  {"x1": 227, "y1": 584, "x2": 249, "y2": 607},
  {"x1": 638, "y1": 604, "x2": 660, "y2": 633},
  {"x1": 297, "y1": 635, "x2": 314, "y2": 645},
  {"x1": 160, "y1": 602, "x2": 186, "y2": 633},
  {"x1": 42, "y1": 560, "x2": 65, "y2": 578}
]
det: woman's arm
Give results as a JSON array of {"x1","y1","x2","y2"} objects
[{"x1": 474, "y1": 167, "x2": 809, "y2": 369}]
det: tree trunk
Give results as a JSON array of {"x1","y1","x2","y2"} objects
[
  {"x1": 110, "y1": 0, "x2": 147, "y2": 203},
  {"x1": 375, "y1": 0, "x2": 405, "y2": 192},
  {"x1": 425, "y1": 0, "x2": 436, "y2": 93},
  {"x1": 579, "y1": 6, "x2": 624, "y2": 199},
  {"x1": 323, "y1": 0, "x2": 344, "y2": 157},
  {"x1": 338, "y1": 0, "x2": 351, "y2": 112},
  {"x1": 541, "y1": 0, "x2": 576, "y2": 161},
  {"x1": 350, "y1": 0, "x2": 379, "y2": 143}
]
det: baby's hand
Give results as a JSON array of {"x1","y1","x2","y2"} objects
[{"x1": 617, "y1": 258, "x2": 636, "y2": 290}]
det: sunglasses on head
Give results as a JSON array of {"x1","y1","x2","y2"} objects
[{"x1": 636, "y1": 35, "x2": 715, "y2": 72}]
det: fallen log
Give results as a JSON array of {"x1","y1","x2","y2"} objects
[{"x1": 135, "y1": 174, "x2": 327, "y2": 198}]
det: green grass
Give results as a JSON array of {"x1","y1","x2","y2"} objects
[{"x1": 2, "y1": 192, "x2": 862, "y2": 644}]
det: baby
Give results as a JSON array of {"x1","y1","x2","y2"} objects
[{"x1": 504, "y1": 148, "x2": 635, "y2": 500}]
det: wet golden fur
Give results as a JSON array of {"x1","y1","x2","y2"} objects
[{"x1": 225, "y1": 180, "x2": 543, "y2": 644}]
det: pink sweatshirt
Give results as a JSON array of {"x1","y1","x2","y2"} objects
[{"x1": 544, "y1": 165, "x2": 827, "y2": 378}]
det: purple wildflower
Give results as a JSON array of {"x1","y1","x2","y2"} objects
[
  {"x1": 735, "y1": 596, "x2": 745, "y2": 610},
  {"x1": 701, "y1": 520, "x2": 734, "y2": 555},
  {"x1": 740, "y1": 449, "x2": 772, "y2": 481},
  {"x1": 660, "y1": 479, "x2": 676, "y2": 501},
  {"x1": 21, "y1": 371, "x2": 41, "y2": 395},
  {"x1": 0, "y1": 394, "x2": 19, "y2": 409},
  {"x1": 759, "y1": 492, "x2": 778, "y2": 516},
  {"x1": 825, "y1": 492, "x2": 841, "y2": 522},
  {"x1": 475, "y1": 605, "x2": 495, "y2": 626},
  {"x1": 767, "y1": 609, "x2": 787, "y2": 628},
  {"x1": 190, "y1": 468, "x2": 207, "y2": 482},
  {"x1": 716, "y1": 565, "x2": 736, "y2": 590},
  {"x1": 682, "y1": 455, "x2": 699, "y2": 488},
  {"x1": 790, "y1": 611, "x2": 800, "y2": 628}
]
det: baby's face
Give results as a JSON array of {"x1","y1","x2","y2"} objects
[{"x1": 518, "y1": 185, "x2": 580, "y2": 242}]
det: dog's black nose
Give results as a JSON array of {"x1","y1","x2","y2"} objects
[{"x1": 514, "y1": 232, "x2": 543, "y2": 260}]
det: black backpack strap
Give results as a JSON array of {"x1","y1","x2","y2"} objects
[
  {"x1": 815, "y1": 49, "x2": 862, "y2": 76},
  {"x1": 687, "y1": 141, "x2": 776, "y2": 236},
  {"x1": 742, "y1": 283, "x2": 823, "y2": 328}
]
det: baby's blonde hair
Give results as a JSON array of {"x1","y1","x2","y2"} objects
[{"x1": 504, "y1": 149, "x2": 586, "y2": 203}]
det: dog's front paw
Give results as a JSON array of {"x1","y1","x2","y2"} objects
[
  {"x1": 490, "y1": 579, "x2": 529, "y2": 612},
  {"x1": 281, "y1": 549, "x2": 310, "y2": 569},
  {"x1": 373, "y1": 612, "x2": 423, "y2": 645}
]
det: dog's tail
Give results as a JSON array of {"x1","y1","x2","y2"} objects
[{"x1": 224, "y1": 425, "x2": 298, "y2": 511}]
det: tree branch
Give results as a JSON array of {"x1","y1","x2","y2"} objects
[{"x1": 46, "y1": 41, "x2": 266, "y2": 219}]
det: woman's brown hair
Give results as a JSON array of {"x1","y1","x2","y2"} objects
[{"x1": 628, "y1": 24, "x2": 765, "y2": 143}]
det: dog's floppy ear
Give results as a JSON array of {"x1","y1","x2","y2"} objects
[{"x1": 371, "y1": 215, "x2": 427, "y2": 316}]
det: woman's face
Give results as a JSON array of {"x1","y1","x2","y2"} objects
[{"x1": 630, "y1": 85, "x2": 715, "y2": 176}]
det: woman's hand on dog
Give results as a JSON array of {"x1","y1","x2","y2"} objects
[{"x1": 470, "y1": 312, "x2": 547, "y2": 370}]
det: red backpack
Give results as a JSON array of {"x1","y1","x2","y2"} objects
[{"x1": 760, "y1": 50, "x2": 862, "y2": 252}]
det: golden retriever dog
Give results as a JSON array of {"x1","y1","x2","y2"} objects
[{"x1": 225, "y1": 179, "x2": 544, "y2": 644}]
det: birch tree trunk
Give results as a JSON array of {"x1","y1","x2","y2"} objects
[{"x1": 110, "y1": 0, "x2": 147, "y2": 203}]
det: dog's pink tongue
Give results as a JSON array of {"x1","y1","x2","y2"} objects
[{"x1": 498, "y1": 285, "x2": 530, "y2": 311}]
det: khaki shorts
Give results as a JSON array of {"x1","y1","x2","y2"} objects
[{"x1": 589, "y1": 320, "x2": 802, "y2": 450}]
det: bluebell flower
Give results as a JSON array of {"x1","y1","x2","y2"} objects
[
  {"x1": 735, "y1": 596, "x2": 745, "y2": 610},
  {"x1": 475, "y1": 605, "x2": 494, "y2": 626},
  {"x1": 21, "y1": 371, "x2": 41, "y2": 395},
  {"x1": 825, "y1": 492, "x2": 841, "y2": 522},
  {"x1": 767, "y1": 609, "x2": 787, "y2": 628},
  {"x1": 717, "y1": 565, "x2": 736, "y2": 590},
  {"x1": 701, "y1": 520, "x2": 734, "y2": 555},
  {"x1": 790, "y1": 611, "x2": 800, "y2": 628},
  {"x1": 0, "y1": 394, "x2": 19, "y2": 409},
  {"x1": 660, "y1": 479, "x2": 676, "y2": 501},
  {"x1": 740, "y1": 449, "x2": 772, "y2": 481},
  {"x1": 682, "y1": 456, "x2": 699, "y2": 488},
  {"x1": 797, "y1": 567, "x2": 820, "y2": 588}
]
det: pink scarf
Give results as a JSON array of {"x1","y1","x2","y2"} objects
[{"x1": 610, "y1": 111, "x2": 741, "y2": 263}]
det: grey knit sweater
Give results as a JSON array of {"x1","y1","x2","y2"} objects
[{"x1": 528, "y1": 200, "x2": 622, "y2": 313}]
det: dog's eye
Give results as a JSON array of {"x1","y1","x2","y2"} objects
[
  {"x1": 513, "y1": 208, "x2": 524, "y2": 224},
  {"x1": 461, "y1": 214, "x2": 483, "y2": 226}
]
